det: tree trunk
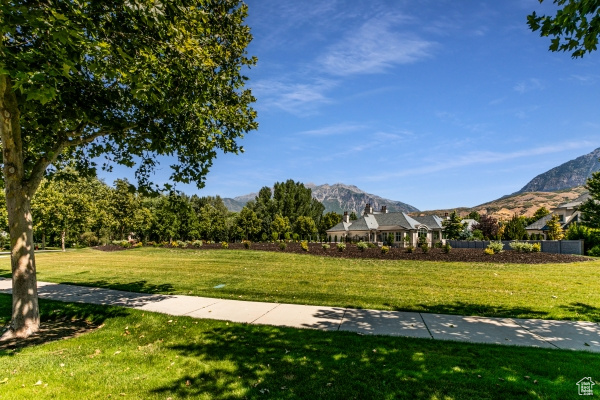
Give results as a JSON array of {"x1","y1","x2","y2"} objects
[
  {"x1": 4, "y1": 191, "x2": 39, "y2": 338},
  {"x1": 61, "y1": 230, "x2": 66, "y2": 252},
  {"x1": 42, "y1": 232, "x2": 46, "y2": 250},
  {"x1": 0, "y1": 75, "x2": 40, "y2": 340}
]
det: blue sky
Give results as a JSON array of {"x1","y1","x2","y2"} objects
[{"x1": 105, "y1": 0, "x2": 600, "y2": 211}]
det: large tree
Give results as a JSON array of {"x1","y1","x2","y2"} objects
[
  {"x1": 579, "y1": 171, "x2": 600, "y2": 228},
  {"x1": 528, "y1": 0, "x2": 600, "y2": 58},
  {"x1": 0, "y1": 0, "x2": 257, "y2": 339}
]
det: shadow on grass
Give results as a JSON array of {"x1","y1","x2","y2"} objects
[
  {"x1": 0, "y1": 293, "x2": 128, "y2": 353},
  {"x1": 152, "y1": 323, "x2": 599, "y2": 400},
  {"x1": 382, "y1": 302, "x2": 553, "y2": 321},
  {"x1": 559, "y1": 302, "x2": 600, "y2": 322},
  {"x1": 0, "y1": 269, "x2": 10, "y2": 279},
  {"x1": 56, "y1": 279, "x2": 175, "y2": 295}
]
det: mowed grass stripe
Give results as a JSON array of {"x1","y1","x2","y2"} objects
[{"x1": 1, "y1": 247, "x2": 598, "y2": 321}]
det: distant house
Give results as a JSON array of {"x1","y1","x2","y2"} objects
[
  {"x1": 326, "y1": 204, "x2": 444, "y2": 246},
  {"x1": 525, "y1": 193, "x2": 590, "y2": 238}
]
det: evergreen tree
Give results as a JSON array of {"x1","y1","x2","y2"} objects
[
  {"x1": 442, "y1": 211, "x2": 465, "y2": 240},
  {"x1": 579, "y1": 171, "x2": 600, "y2": 228}
]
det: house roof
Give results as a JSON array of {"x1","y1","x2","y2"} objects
[
  {"x1": 525, "y1": 214, "x2": 552, "y2": 230},
  {"x1": 326, "y1": 212, "x2": 444, "y2": 233},
  {"x1": 557, "y1": 193, "x2": 590, "y2": 209}
]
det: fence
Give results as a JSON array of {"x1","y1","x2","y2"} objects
[{"x1": 447, "y1": 240, "x2": 584, "y2": 255}]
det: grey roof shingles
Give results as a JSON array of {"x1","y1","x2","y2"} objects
[{"x1": 326, "y1": 212, "x2": 444, "y2": 233}]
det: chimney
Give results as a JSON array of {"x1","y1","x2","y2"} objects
[
  {"x1": 364, "y1": 203, "x2": 373, "y2": 215},
  {"x1": 343, "y1": 211, "x2": 349, "y2": 223},
  {"x1": 381, "y1": 205, "x2": 387, "y2": 214}
]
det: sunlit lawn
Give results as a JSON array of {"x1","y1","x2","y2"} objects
[
  {"x1": 1, "y1": 247, "x2": 599, "y2": 321},
  {"x1": 0, "y1": 294, "x2": 598, "y2": 400}
]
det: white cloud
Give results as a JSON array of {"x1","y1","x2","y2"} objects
[
  {"x1": 319, "y1": 14, "x2": 435, "y2": 76},
  {"x1": 252, "y1": 79, "x2": 337, "y2": 116},
  {"x1": 298, "y1": 123, "x2": 366, "y2": 136},
  {"x1": 367, "y1": 141, "x2": 597, "y2": 180},
  {"x1": 514, "y1": 78, "x2": 544, "y2": 93}
]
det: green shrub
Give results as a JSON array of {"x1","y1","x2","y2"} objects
[
  {"x1": 271, "y1": 232, "x2": 278, "y2": 242},
  {"x1": 221, "y1": 241, "x2": 229, "y2": 249},
  {"x1": 406, "y1": 246, "x2": 414, "y2": 253},
  {"x1": 417, "y1": 236, "x2": 427, "y2": 247},
  {"x1": 334, "y1": 235, "x2": 338, "y2": 243},
  {"x1": 356, "y1": 241, "x2": 368, "y2": 252},
  {"x1": 177, "y1": 240, "x2": 187, "y2": 248},
  {"x1": 80, "y1": 232, "x2": 99, "y2": 247},
  {"x1": 367, "y1": 242, "x2": 376, "y2": 248},
  {"x1": 284, "y1": 232, "x2": 291, "y2": 241},
  {"x1": 381, "y1": 245, "x2": 390, "y2": 254},
  {"x1": 192, "y1": 240, "x2": 203, "y2": 247},
  {"x1": 532, "y1": 243, "x2": 541, "y2": 252},
  {"x1": 420, "y1": 243, "x2": 429, "y2": 253},
  {"x1": 434, "y1": 241, "x2": 443, "y2": 249},
  {"x1": 261, "y1": 233, "x2": 268, "y2": 242},
  {"x1": 509, "y1": 241, "x2": 534, "y2": 253},
  {"x1": 242, "y1": 240, "x2": 251, "y2": 249},
  {"x1": 443, "y1": 243, "x2": 451, "y2": 254},
  {"x1": 336, "y1": 242, "x2": 346, "y2": 252},
  {"x1": 484, "y1": 248, "x2": 495, "y2": 255},
  {"x1": 322, "y1": 243, "x2": 330, "y2": 250},
  {"x1": 170, "y1": 241, "x2": 179, "y2": 248},
  {"x1": 293, "y1": 233, "x2": 299, "y2": 242},
  {"x1": 300, "y1": 240, "x2": 309, "y2": 252},
  {"x1": 487, "y1": 241, "x2": 504, "y2": 254},
  {"x1": 279, "y1": 242, "x2": 287, "y2": 250},
  {"x1": 133, "y1": 242, "x2": 143, "y2": 248},
  {"x1": 587, "y1": 245, "x2": 600, "y2": 257}
]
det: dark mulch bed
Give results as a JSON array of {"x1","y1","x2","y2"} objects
[
  {"x1": 92, "y1": 244, "x2": 129, "y2": 252},
  {"x1": 146, "y1": 242, "x2": 592, "y2": 264}
]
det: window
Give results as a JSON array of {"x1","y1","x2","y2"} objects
[
  {"x1": 395, "y1": 232, "x2": 402, "y2": 242},
  {"x1": 418, "y1": 228, "x2": 428, "y2": 238},
  {"x1": 433, "y1": 231, "x2": 439, "y2": 240}
]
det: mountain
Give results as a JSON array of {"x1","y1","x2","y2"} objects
[
  {"x1": 517, "y1": 147, "x2": 600, "y2": 193},
  {"x1": 223, "y1": 183, "x2": 419, "y2": 214},
  {"x1": 412, "y1": 186, "x2": 588, "y2": 220}
]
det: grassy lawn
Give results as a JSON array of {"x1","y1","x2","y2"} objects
[
  {"x1": 1, "y1": 294, "x2": 598, "y2": 399},
  {"x1": 1, "y1": 247, "x2": 599, "y2": 321}
]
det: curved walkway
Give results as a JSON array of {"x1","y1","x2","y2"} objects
[{"x1": 1, "y1": 278, "x2": 599, "y2": 352}]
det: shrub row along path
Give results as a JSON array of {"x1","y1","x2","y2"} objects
[{"x1": 1, "y1": 277, "x2": 598, "y2": 352}]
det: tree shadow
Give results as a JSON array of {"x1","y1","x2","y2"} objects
[
  {"x1": 0, "y1": 269, "x2": 10, "y2": 279},
  {"x1": 0, "y1": 294, "x2": 128, "y2": 353},
  {"x1": 383, "y1": 301, "x2": 553, "y2": 321},
  {"x1": 55, "y1": 279, "x2": 175, "y2": 295},
  {"x1": 150, "y1": 321, "x2": 599, "y2": 399},
  {"x1": 559, "y1": 302, "x2": 600, "y2": 322}
]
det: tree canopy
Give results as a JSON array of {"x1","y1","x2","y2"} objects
[
  {"x1": 0, "y1": 0, "x2": 257, "y2": 339},
  {"x1": 528, "y1": 0, "x2": 600, "y2": 58},
  {"x1": 579, "y1": 171, "x2": 600, "y2": 228}
]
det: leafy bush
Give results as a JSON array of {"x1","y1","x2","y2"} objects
[
  {"x1": 80, "y1": 232, "x2": 99, "y2": 247},
  {"x1": 145, "y1": 241, "x2": 156, "y2": 247},
  {"x1": 484, "y1": 248, "x2": 495, "y2": 255},
  {"x1": 293, "y1": 233, "x2": 299, "y2": 242},
  {"x1": 334, "y1": 235, "x2": 338, "y2": 243},
  {"x1": 170, "y1": 241, "x2": 179, "y2": 248},
  {"x1": 336, "y1": 242, "x2": 346, "y2": 252},
  {"x1": 192, "y1": 240, "x2": 203, "y2": 247},
  {"x1": 381, "y1": 245, "x2": 390, "y2": 254},
  {"x1": 487, "y1": 241, "x2": 504, "y2": 254},
  {"x1": 177, "y1": 240, "x2": 187, "y2": 248},
  {"x1": 566, "y1": 223, "x2": 600, "y2": 253},
  {"x1": 443, "y1": 243, "x2": 451, "y2": 254},
  {"x1": 417, "y1": 236, "x2": 427, "y2": 246},
  {"x1": 509, "y1": 241, "x2": 534, "y2": 253},
  {"x1": 420, "y1": 243, "x2": 429, "y2": 253},
  {"x1": 587, "y1": 245, "x2": 600, "y2": 257},
  {"x1": 356, "y1": 241, "x2": 368, "y2": 252},
  {"x1": 406, "y1": 246, "x2": 414, "y2": 253},
  {"x1": 261, "y1": 233, "x2": 268, "y2": 242},
  {"x1": 242, "y1": 240, "x2": 251, "y2": 249},
  {"x1": 322, "y1": 243, "x2": 330, "y2": 249},
  {"x1": 532, "y1": 243, "x2": 541, "y2": 252},
  {"x1": 133, "y1": 242, "x2": 143, "y2": 248},
  {"x1": 434, "y1": 241, "x2": 443, "y2": 249},
  {"x1": 300, "y1": 240, "x2": 309, "y2": 252},
  {"x1": 221, "y1": 241, "x2": 229, "y2": 249},
  {"x1": 271, "y1": 232, "x2": 278, "y2": 242},
  {"x1": 279, "y1": 242, "x2": 287, "y2": 250}
]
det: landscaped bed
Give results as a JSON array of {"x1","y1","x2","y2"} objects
[{"x1": 96, "y1": 242, "x2": 592, "y2": 264}]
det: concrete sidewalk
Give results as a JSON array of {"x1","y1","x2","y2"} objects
[{"x1": 1, "y1": 278, "x2": 599, "y2": 352}]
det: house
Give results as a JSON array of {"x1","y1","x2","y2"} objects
[
  {"x1": 525, "y1": 193, "x2": 590, "y2": 238},
  {"x1": 326, "y1": 204, "x2": 444, "y2": 246}
]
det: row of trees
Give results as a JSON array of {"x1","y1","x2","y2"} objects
[{"x1": 0, "y1": 174, "x2": 342, "y2": 249}]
